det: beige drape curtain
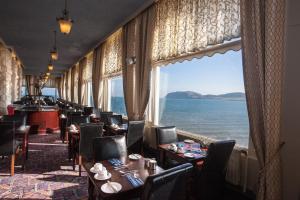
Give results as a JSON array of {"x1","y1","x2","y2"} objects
[
  {"x1": 78, "y1": 58, "x2": 87, "y2": 105},
  {"x1": 92, "y1": 45, "x2": 103, "y2": 109},
  {"x1": 25, "y1": 75, "x2": 32, "y2": 96},
  {"x1": 74, "y1": 64, "x2": 79, "y2": 103},
  {"x1": 55, "y1": 77, "x2": 62, "y2": 98},
  {"x1": 122, "y1": 5, "x2": 156, "y2": 120},
  {"x1": 70, "y1": 66, "x2": 75, "y2": 102},
  {"x1": 101, "y1": 79, "x2": 110, "y2": 111},
  {"x1": 240, "y1": 0, "x2": 285, "y2": 199},
  {"x1": 152, "y1": 0, "x2": 241, "y2": 65},
  {"x1": 65, "y1": 71, "x2": 68, "y2": 100}
]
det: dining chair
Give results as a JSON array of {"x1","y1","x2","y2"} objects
[
  {"x1": 1, "y1": 114, "x2": 27, "y2": 127},
  {"x1": 67, "y1": 115, "x2": 90, "y2": 160},
  {"x1": 76, "y1": 123, "x2": 103, "y2": 176},
  {"x1": 156, "y1": 126, "x2": 179, "y2": 168},
  {"x1": 0, "y1": 122, "x2": 25, "y2": 176},
  {"x1": 93, "y1": 135, "x2": 127, "y2": 161},
  {"x1": 156, "y1": 126, "x2": 178, "y2": 145},
  {"x1": 83, "y1": 106, "x2": 93, "y2": 116},
  {"x1": 108, "y1": 115, "x2": 123, "y2": 126},
  {"x1": 141, "y1": 163, "x2": 193, "y2": 200},
  {"x1": 59, "y1": 117, "x2": 67, "y2": 143},
  {"x1": 126, "y1": 120, "x2": 145, "y2": 154},
  {"x1": 99, "y1": 111, "x2": 113, "y2": 125},
  {"x1": 195, "y1": 140, "x2": 236, "y2": 200}
]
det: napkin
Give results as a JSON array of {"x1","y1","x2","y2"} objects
[
  {"x1": 125, "y1": 174, "x2": 144, "y2": 187},
  {"x1": 108, "y1": 158, "x2": 123, "y2": 167}
]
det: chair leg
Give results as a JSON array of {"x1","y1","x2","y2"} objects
[
  {"x1": 11, "y1": 154, "x2": 15, "y2": 176},
  {"x1": 73, "y1": 153, "x2": 76, "y2": 171},
  {"x1": 79, "y1": 155, "x2": 82, "y2": 177}
]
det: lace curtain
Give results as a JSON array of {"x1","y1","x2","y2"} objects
[
  {"x1": 152, "y1": 0, "x2": 241, "y2": 65},
  {"x1": 103, "y1": 28, "x2": 123, "y2": 77}
]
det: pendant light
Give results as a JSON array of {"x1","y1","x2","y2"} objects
[
  {"x1": 50, "y1": 30, "x2": 58, "y2": 60},
  {"x1": 57, "y1": 0, "x2": 74, "y2": 35},
  {"x1": 48, "y1": 60, "x2": 54, "y2": 71}
]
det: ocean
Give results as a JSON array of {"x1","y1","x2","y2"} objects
[{"x1": 111, "y1": 97, "x2": 250, "y2": 147}]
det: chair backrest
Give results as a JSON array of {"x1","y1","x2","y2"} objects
[
  {"x1": 93, "y1": 108, "x2": 102, "y2": 117},
  {"x1": 100, "y1": 112, "x2": 113, "y2": 125},
  {"x1": 196, "y1": 140, "x2": 236, "y2": 200},
  {"x1": 141, "y1": 163, "x2": 193, "y2": 200},
  {"x1": 1, "y1": 114, "x2": 27, "y2": 126},
  {"x1": 79, "y1": 123, "x2": 103, "y2": 160},
  {"x1": 69, "y1": 115, "x2": 90, "y2": 126},
  {"x1": 59, "y1": 117, "x2": 68, "y2": 139},
  {"x1": 83, "y1": 106, "x2": 93, "y2": 116},
  {"x1": 108, "y1": 115, "x2": 123, "y2": 126},
  {"x1": 0, "y1": 122, "x2": 16, "y2": 156},
  {"x1": 93, "y1": 135, "x2": 127, "y2": 161},
  {"x1": 127, "y1": 121, "x2": 145, "y2": 153},
  {"x1": 156, "y1": 126, "x2": 177, "y2": 146}
]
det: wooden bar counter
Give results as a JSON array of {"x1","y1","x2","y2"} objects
[{"x1": 17, "y1": 106, "x2": 59, "y2": 134}]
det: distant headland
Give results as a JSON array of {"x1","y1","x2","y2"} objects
[{"x1": 166, "y1": 91, "x2": 245, "y2": 100}]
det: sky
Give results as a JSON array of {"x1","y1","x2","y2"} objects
[{"x1": 111, "y1": 50, "x2": 245, "y2": 97}]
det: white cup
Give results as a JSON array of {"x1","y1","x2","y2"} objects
[
  {"x1": 98, "y1": 167, "x2": 108, "y2": 178},
  {"x1": 94, "y1": 163, "x2": 103, "y2": 172}
]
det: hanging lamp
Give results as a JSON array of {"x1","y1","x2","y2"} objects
[
  {"x1": 57, "y1": 0, "x2": 74, "y2": 35},
  {"x1": 50, "y1": 30, "x2": 58, "y2": 60}
]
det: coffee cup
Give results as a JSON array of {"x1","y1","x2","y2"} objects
[
  {"x1": 97, "y1": 167, "x2": 108, "y2": 178},
  {"x1": 94, "y1": 163, "x2": 103, "y2": 172}
]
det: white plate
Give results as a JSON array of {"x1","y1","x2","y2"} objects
[
  {"x1": 94, "y1": 172, "x2": 112, "y2": 181},
  {"x1": 184, "y1": 153, "x2": 194, "y2": 158},
  {"x1": 184, "y1": 139, "x2": 195, "y2": 144},
  {"x1": 101, "y1": 182, "x2": 122, "y2": 193},
  {"x1": 129, "y1": 154, "x2": 142, "y2": 160}
]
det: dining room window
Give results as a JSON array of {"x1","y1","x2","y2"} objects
[
  {"x1": 110, "y1": 76, "x2": 126, "y2": 116},
  {"x1": 158, "y1": 50, "x2": 249, "y2": 147}
]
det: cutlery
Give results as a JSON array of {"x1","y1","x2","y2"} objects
[{"x1": 107, "y1": 180, "x2": 118, "y2": 193}]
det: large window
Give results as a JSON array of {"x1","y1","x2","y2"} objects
[
  {"x1": 41, "y1": 87, "x2": 59, "y2": 99},
  {"x1": 158, "y1": 50, "x2": 249, "y2": 147},
  {"x1": 110, "y1": 77, "x2": 126, "y2": 116}
]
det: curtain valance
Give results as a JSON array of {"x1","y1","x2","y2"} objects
[
  {"x1": 103, "y1": 28, "x2": 123, "y2": 77},
  {"x1": 152, "y1": 0, "x2": 241, "y2": 65}
]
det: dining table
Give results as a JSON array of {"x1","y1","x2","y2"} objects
[
  {"x1": 158, "y1": 141, "x2": 208, "y2": 166},
  {"x1": 83, "y1": 156, "x2": 164, "y2": 200}
]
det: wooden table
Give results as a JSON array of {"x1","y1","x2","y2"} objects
[
  {"x1": 83, "y1": 156, "x2": 164, "y2": 200},
  {"x1": 158, "y1": 142, "x2": 207, "y2": 166}
]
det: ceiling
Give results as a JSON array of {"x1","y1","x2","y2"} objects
[{"x1": 0, "y1": 0, "x2": 153, "y2": 76}]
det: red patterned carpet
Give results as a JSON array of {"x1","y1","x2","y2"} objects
[{"x1": 0, "y1": 134, "x2": 88, "y2": 200}]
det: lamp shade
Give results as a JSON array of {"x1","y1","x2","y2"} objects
[
  {"x1": 51, "y1": 50, "x2": 58, "y2": 60},
  {"x1": 58, "y1": 18, "x2": 73, "y2": 34},
  {"x1": 48, "y1": 63, "x2": 54, "y2": 71}
]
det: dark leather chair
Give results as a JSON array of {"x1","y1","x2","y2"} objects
[
  {"x1": 156, "y1": 126, "x2": 179, "y2": 168},
  {"x1": 1, "y1": 114, "x2": 27, "y2": 127},
  {"x1": 93, "y1": 108, "x2": 102, "y2": 117},
  {"x1": 99, "y1": 111, "x2": 113, "y2": 125},
  {"x1": 83, "y1": 106, "x2": 93, "y2": 116},
  {"x1": 67, "y1": 115, "x2": 90, "y2": 160},
  {"x1": 141, "y1": 163, "x2": 193, "y2": 200},
  {"x1": 59, "y1": 117, "x2": 67, "y2": 143},
  {"x1": 93, "y1": 135, "x2": 127, "y2": 161},
  {"x1": 76, "y1": 123, "x2": 103, "y2": 176},
  {"x1": 156, "y1": 126, "x2": 178, "y2": 145},
  {"x1": 0, "y1": 122, "x2": 24, "y2": 176},
  {"x1": 108, "y1": 115, "x2": 123, "y2": 126},
  {"x1": 69, "y1": 115, "x2": 90, "y2": 126},
  {"x1": 195, "y1": 140, "x2": 236, "y2": 200},
  {"x1": 126, "y1": 121, "x2": 145, "y2": 154}
]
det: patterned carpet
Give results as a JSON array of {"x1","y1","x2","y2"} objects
[{"x1": 0, "y1": 134, "x2": 88, "y2": 200}]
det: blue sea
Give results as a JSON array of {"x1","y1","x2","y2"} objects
[{"x1": 111, "y1": 97, "x2": 249, "y2": 147}]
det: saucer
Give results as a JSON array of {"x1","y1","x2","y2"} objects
[
  {"x1": 101, "y1": 182, "x2": 122, "y2": 193},
  {"x1": 94, "y1": 172, "x2": 112, "y2": 181},
  {"x1": 129, "y1": 154, "x2": 142, "y2": 160},
  {"x1": 184, "y1": 153, "x2": 194, "y2": 158},
  {"x1": 184, "y1": 139, "x2": 195, "y2": 144}
]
